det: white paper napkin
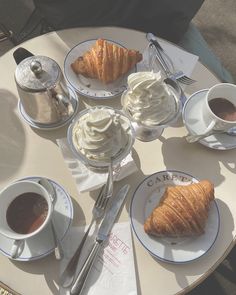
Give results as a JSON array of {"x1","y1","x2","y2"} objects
[
  {"x1": 159, "y1": 39, "x2": 199, "y2": 78},
  {"x1": 60, "y1": 222, "x2": 137, "y2": 295},
  {"x1": 57, "y1": 138, "x2": 138, "y2": 193}
]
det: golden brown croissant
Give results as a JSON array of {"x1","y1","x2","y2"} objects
[
  {"x1": 144, "y1": 180, "x2": 215, "y2": 237},
  {"x1": 71, "y1": 39, "x2": 143, "y2": 84}
]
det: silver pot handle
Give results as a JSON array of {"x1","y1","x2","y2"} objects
[{"x1": 55, "y1": 93, "x2": 73, "y2": 116}]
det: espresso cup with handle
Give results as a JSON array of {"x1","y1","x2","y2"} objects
[
  {"x1": 0, "y1": 180, "x2": 53, "y2": 259},
  {"x1": 202, "y1": 83, "x2": 236, "y2": 134}
]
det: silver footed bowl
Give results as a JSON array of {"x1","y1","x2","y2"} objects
[
  {"x1": 121, "y1": 83, "x2": 181, "y2": 142},
  {"x1": 67, "y1": 106, "x2": 135, "y2": 171}
]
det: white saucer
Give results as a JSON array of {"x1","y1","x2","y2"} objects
[
  {"x1": 18, "y1": 86, "x2": 79, "y2": 130},
  {"x1": 183, "y1": 89, "x2": 236, "y2": 150},
  {"x1": 0, "y1": 177, "x2": 73, "y2": 261}
]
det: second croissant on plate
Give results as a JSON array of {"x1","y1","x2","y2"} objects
[
  {"x1": 144, "y1": 180, "x2": 215, "y2": 237},
  {"x1": 71, "y1": 39, "x2": 143, "y2": 84}
]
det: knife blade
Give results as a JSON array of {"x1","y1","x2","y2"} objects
[{"x1": 70, "y1": 184, "x2": 130, "y2": 295}]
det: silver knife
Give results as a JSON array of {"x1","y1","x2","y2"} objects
[{"x1": 70, "y1": 184, "x2": 130, "y2": 295}]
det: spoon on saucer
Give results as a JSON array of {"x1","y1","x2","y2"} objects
[
  {"x1": 38, "y1": 178, "x2": 64, "y2": 260},
  {"x1": 185, "y1": 128, "x2": 236, "y2": 143}
]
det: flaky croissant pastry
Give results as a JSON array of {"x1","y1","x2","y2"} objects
[
  {"x1": 71, "y1": 39, "x2": 142, "y2": 84},
  {"x1": 144, "y1": 180, "x2": 215, "y2": 237}
]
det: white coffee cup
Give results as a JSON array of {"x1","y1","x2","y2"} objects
[
  {"x1": 0, "y1": 180, "x2": 53, "y2": 258},
  {"x1": 202, "y1": 83, "x2": 236, "y2": 134}
]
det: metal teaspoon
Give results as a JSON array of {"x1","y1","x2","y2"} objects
[{"x1": 38, "y1": 178, "x2": 64, "y2": 260}]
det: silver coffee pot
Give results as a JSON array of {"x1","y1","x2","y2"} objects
[{"x1": 14, "y1": 48, "x2": 75, "y2": 125}]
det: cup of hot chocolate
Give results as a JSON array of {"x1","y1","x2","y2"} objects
[
  {"x1": 0, "y1": 180, "x2": 53, "y2": 258},
  {"x1": 202, "y1": 83, "x2": 236, "y2": 134}
]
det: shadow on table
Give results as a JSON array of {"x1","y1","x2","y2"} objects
[
  {"x1": 188, "y1": 251, "x2": 236, "y2": 295},
  {"x1": 9, "y1": 199, "x2": 84, "y2": 295},
  {"x1": 158, "y1": 135, "x2": 235, "y2": 289},
  {"x1": 159, "y1": 135, "x2": 236, "y2": 186},
  {"x1": 152, "y1": 198, "x2": 234, "y2": 292},
  {"x1": 187, "y1": 244, "x2": 236, "y2": 295},
  {"x1": 11, "y1": 254, "x2": 61, "y2": 294},
  {"x1": 130, "y1": 233, "x2": 142, "y2": 295},
  {"x1": 0, "y1": 89, "x2": 25, "y2": 182}
]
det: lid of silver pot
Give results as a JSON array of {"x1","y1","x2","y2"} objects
[{"x1": 14, "y1": 55, "x2": 61, "y2": 92}]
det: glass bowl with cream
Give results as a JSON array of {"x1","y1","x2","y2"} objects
[
  {"x1": 67, "y1": 106, "x2": 135, "y2": 170},
  {"x1": 121, "y1": 71, "x2": 181, "y2": 141}
]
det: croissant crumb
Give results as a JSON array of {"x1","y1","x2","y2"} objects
[
  {"x1": 144, "y1": 180, "x2": 215, "y2": 237},
  {"x1": 71, "y1": 39, "x2": 143, "y2": 83}
]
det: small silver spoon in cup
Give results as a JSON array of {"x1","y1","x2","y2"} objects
[{"x1": 38, "y1": 178, "x2": 63, "y2": 260}]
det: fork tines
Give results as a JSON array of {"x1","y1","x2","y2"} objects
[
  {"x1": 95, "y1": 184, "x2": 107, "y2": 208},
  {"x1": 177, "y1": 75, "x2": 196, "y2": 85}
]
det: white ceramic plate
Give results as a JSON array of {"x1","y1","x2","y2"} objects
[
  {"x1": 0, "y1": 177, "x2": 73, "y2": 261},
  {"x1": 130, "y1": 170, "x2": 220, "y2": 264},
  {"x1": 183, "y1": 89, "x2": 236, "y2": 150},
  {"x1": 18, "y1": 86, "x2": 79, "y2": 130},
  {"x1": 64, "y1": 39, "x2": 138, "y2": 99}
]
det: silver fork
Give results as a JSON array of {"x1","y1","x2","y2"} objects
[
  {"x1": 60, "y1": 163, "x2": 113, "y2": 288},
  {"x1": 174, "y1": 71, "x2": 196, "y2": 85},
  {"x1": 146, "y1": 32, "x2": 196, "y2": 85}
]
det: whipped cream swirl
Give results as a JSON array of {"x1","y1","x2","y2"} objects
[
  {"x1": 122, "y1": 71, "x2": 177, "y2": 126},
  {"x1": 72, "y1": 107, "x2": 131, "y2": 162}
]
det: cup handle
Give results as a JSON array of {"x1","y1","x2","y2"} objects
[
  {"x1": 204, "y1": 120, "x2": 217, "y2": 134},
  {"x1": 11, "y1": 239, "x2": 24, "y2": 259}
]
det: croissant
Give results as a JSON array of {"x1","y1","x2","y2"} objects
[
  {"x1": 71, "y1": 39, "x2": 143, "y2": 84},
  {"x1": 144, "y1": 180, "x2": 215, "y2": 237}
]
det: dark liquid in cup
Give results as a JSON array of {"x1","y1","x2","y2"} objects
[
  {"x1": 209, "y1": 98, "x2": 236, "y2": 121},
  {"x1": 6, "y1": 193, "x2": 48, "y2": 234}
]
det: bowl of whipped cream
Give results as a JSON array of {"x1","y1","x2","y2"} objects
[
  {"x1": 121, "y1": 71, "x2": 181, "y2": 141},
  {"x1": 67, "y1": 106, "x2": 135, "y2": 169},
  {"x1": 121, "y1": 71, "x2": 181, "y2": 127}
]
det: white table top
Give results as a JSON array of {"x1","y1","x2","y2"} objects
[{"x1": 0, "y1": 26, "x2": 235, "y2": 295}]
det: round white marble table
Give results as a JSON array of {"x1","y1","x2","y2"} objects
[{"x1": 0, "y1": 27, "x2": 235, "y2": 295}]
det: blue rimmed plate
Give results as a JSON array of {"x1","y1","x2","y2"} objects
[
  {"x1": 64, "y1": 39, "x2": 138, "y2": 99},
  {"x1": 130, "y1": 170, "x2": 220, "y2": 264},
  {"x1": 0, "y1": 177, "x2": 73, "y2": 261}
]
